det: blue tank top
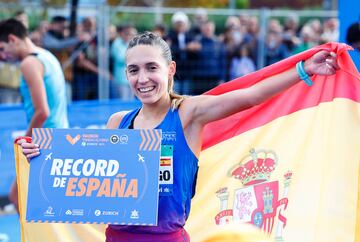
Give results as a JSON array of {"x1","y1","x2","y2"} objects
[
  {"x1": 110, "y1": 108, "x2": 199, "y2": 234},
  {"x1": 20, "y1": 49, "x2": 69, "y2": 128}
]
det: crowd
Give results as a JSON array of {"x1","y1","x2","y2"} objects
[{"x1": 0, "y1": 9, "x2": 340, "y2": 104}]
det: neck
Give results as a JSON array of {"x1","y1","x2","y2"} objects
[
  {"x1": 19, "y1": 38, "x2": 38, "y2": 60},
  {"x1": 140, "y1": 94, "x2": 171, "y2": 119}
]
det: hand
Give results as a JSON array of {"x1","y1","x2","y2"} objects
[
  {"x1": 304, "y1": 50, "x2": 339, "y2": 76},
  {"x1": 17, "y1": 138, "x2": 40, "y2": 161}
]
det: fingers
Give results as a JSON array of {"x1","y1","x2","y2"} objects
[
  {"x1": 17, "y1": 139, "x2": 40, "y2": 160},
  {"x1": 325, "y1": 52, "x2": 339, "y2": 70},
  {"x1": 26, "y1": 151, "x2": 41, "y2": 159}
]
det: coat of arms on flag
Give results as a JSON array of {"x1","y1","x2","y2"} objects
[{"x1": 214, "y1": 148, "x2": 292, "y2": 241}]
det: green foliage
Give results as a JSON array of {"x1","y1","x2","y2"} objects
[{"x1": 236, "y1": 0, "x2": 249, "y2": 9}]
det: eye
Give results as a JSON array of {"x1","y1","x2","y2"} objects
[
  {"x1": 128, "y1": 68, "x2": 138, "y2": 74},
  {"x1": 149, "y1": 65, "x2": 158, "y2": 71}
]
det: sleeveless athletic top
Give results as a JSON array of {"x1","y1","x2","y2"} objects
[
  {"x1": 20, "y1": 49, "x2": 69, "y2": 128},
  {"x1": 109, "y1": 107, "x2": 199, "y2": 234}
]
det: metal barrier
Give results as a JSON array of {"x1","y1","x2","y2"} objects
[{"x1": 0, "y1": 3, "x2": 337, "y2": 100}]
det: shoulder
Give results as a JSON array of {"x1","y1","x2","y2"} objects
[
  {"x1": 106, "y1": 110, "x2": 130, "y2": 129},
  {"x1": 20, "y1": 55, "x2": 44, "y2": 78}
]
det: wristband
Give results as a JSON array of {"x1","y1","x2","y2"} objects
[
  {"x1": 296, "y1": 60, "x2": 313, "y2": 86},
  {"x1": 14, "y1": 136, "x2": 32, "y2": 144}
]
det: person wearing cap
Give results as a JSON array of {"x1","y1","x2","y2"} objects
[{"x1": 167, "y1": 11, "x2": 201, "y2": 95}]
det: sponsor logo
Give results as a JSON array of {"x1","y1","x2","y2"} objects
[
  {"x1": 66, "y1": 134, "x2": 81, "y2": 145},
  {"x1": 119, "y1": 135, "x2": 128, "y2": 144},
  {"x1": 65, "y1": 209, "x2": 84, "y2": 216},
  {"x1": 94, "y1": 210, "x2": 101, "y2": 216},
  {"x1": 130, "y1": 210, "x2": 139, "y2": 219},
  {"x1": 110, "y1": 135, "x2": 119, "y2": 144},
  {"x1": 44, "y1": 206, "x2": 55, "y2": 217}
]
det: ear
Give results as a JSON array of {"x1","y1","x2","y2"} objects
[
  {"x1": 168, "y1": 61, "x2": 176, "y2": 77},
  {"x1": 8, "y1": 34, "x2": 18, "y2": 43}
]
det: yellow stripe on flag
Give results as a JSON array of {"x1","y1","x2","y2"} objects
[{"x1": 186, "y1": 99, "x2": 360, "y2": 242}]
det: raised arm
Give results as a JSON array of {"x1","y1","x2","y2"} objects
[{"x1": 188, "y1": 50, "x2": 338, "y2": 125}]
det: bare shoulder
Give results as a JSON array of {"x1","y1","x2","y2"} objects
[
  {"x1": 106, "y1": 111, "x2": 131, "y2": 129},
  {"x1": 20, "y1": 55, "x2": 43, "y2": 75},
  {"x1": 20, "y1": 55, "x2": 42, "y2": 69}
]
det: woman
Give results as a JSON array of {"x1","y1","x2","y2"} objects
[{"x1": 19, "y1": 32, "x2": 338, "y2": 242}]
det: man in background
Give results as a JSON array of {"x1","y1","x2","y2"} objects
[{"x1": 0, "y1": 18, "x2": 69, "y2": 212}]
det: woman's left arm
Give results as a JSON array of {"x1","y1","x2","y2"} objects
[{"x1": 190, "y1": 50, "x2": 339, "y2": 125}]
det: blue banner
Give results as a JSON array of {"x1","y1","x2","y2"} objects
[{"x1": 26, "y1": 128, "x2": 161, "y2": 225}]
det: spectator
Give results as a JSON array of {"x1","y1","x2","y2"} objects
[
  {"x1": 110, "y1": 23, "x2": 137, "y2": 100},
  {"x1": 293, "y1": 25, "x2": 317, "y2": 54},
  {"x1": 346, "y1": 21, "x2": 360, "y2": 51},
  {"x1": 192, "y1": 20, "x2": 227, "y2": 94},
  {"x1": 265, "y1": 28, "x2": 290, "y2": 66},
  {"x1": 167, "y1": 11, "x2": 200, "y2": 95},
  {"x1": 189, "y1": 7, "x2": 208, "y2": 38},
  {"x1": 42, "y1": 16, "x2": 85, "y2": 51},
  {"x1": 283, "y1": 15, "x2": 301, "y2": 53},
  {"x1": 72, "y1": 17, "x2": 102, "y2": 100},
  {"x1": 152, "y1": 23, "x2": 168, "y2": 40},
  {"x1": 229, "y1": 44, "x2": 256, "y2": 80},
  {"x1": 321, "y1": 18, "x2": 339, "y2": 43},
  {"x1": 14, "y1": 10, "x2": 29, "y2": 29}
]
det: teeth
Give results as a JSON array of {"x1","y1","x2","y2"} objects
[{"x1": 139, "y1": 87, "x2": 155, "y2": 93}]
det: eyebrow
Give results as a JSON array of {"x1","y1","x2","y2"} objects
[{"x1": 127, "y1": 62, "x2": 160, "y2": 68}]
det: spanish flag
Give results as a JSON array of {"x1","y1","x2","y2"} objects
[{"x1": 15, "y1": 42, "x2": 360, "y2": 242}]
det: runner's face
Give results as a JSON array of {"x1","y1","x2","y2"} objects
[
  {"x1": 126, "y1": 45, "x2": 175, "y2": 104},
  {"x1": 0, "y1": 40, "x2": 17, "y2": 61}
]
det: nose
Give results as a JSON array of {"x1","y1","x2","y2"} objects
[{"x1": 137, "y1": 69, "x2": 149, "y2": 84}]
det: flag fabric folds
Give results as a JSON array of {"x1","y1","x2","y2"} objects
[{"x1": 15, "y1": 42, "x2": 360, "y2": 242}]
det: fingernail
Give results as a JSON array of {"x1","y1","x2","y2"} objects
[
  {"x1": 35, "y1": 144, "x2": 39, "y2": 147},
  {"x1": 330, "y1": 52, "x2": 336, "y2": 57}
]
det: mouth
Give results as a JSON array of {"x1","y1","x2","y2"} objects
[{"x1": 138, "y1": 86, "x2": 156, "y2": 93}]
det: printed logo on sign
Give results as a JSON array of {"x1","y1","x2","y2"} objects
[
  {"x1": 214, "y1": 149, "x2": 292, "y2": 242},
  {"x1": 110, "y1": 135, "x2": 119, "y2": 144},
  {"x1": 94, "y1": 210, "x2": 101, "y2": 216},
  {"x1": 120, "y1": 135, "x2": 128, "y2": 144},
  {"x1": 130, "y1": 210, "x2": 139, "y2": 219},
  {"x1": 66, "y1": 134, "x2": 80, "y2": 145},
  {"x1": 44, "y1": 206, "x2": 55, "y2": 217}
]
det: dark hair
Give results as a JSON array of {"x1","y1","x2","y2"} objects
[
  {"x1": 127, "y1": 32, "x2": 186, "y2": 109},
  {"x1": 346, "y1": 22, "x2": 360, "y2": 45},
  {"x1": 51, "y1": 16, "x2": 67, "y2": 23},
  {"x1": 0, "y1": 18, "x2": 28, "y2": 42},
  {"x1": 116, "y1": 23, "x2": 134, "y2": 33}
]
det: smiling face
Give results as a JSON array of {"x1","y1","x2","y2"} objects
[{"x1": 126, "y1": 44, "x2": 176, "y2": 105}]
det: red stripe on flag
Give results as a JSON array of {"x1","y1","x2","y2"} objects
[{"x1": 202, "y1": 42, "x2": 360, "y2": 150}]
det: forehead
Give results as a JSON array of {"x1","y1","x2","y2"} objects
[{"x1": 126, "y1": 45, "x2": 166, "y2": 66}]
